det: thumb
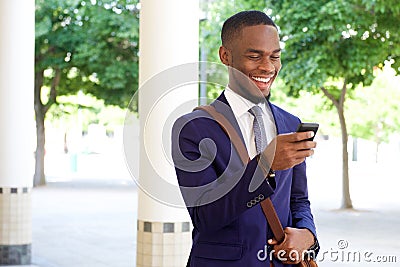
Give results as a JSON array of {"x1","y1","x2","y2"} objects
[{"x1": 268, "y1": 238, "x2": 279, "y2": 245}]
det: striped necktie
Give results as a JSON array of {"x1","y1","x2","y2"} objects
[{"x1": 249, "y1": 106, "x2": 267, "y2": 154}]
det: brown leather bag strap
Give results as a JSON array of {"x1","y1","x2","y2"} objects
[
  {"x1": 194, "y1": 105, "x2": 249, "y2": 164},
  {"x1": 260, "y1": 199, "x2": 285, "y2": 243},
  {"x1": 194, "y1": 105, "x2": 285, "y2": 243}
]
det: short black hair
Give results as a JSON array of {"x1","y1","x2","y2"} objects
[{"x1": 221, "y1": 10, "x2": 277, "y2": 47}]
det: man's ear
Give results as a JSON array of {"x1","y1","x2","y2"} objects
[{"x1": 219, "y1": 46, "x2": 231, "y2": 66}]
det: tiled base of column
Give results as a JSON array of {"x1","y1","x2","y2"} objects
[
  {"x1": 136, "y1": 220, "x2": 192, "y2": 267},
  {"x1": 0, "y1": 244, "x2": 31, "y2": 265},
  {"x1": 0, "y1": 187, "x2": 32, "y2": 265}
]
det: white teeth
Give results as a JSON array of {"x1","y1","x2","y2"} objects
[{"x1": 252, "y1": 76, "x2": 271, "y2": 83}]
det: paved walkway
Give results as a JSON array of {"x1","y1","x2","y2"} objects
[
  {"x1": 30, "y1": 180, "x2": 137, "y2": 267},
  {"x1": 18, "y1": 179, "x2": 400, "y2": 267}
]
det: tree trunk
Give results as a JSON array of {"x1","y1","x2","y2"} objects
[
  {"x1": 33, "y1": 70, "x2": 46, "y2": 186},
  {"x1": 337, "y1": 105, "x2": 353, "y2": 209},
  {"x1": 33, "y1": 109, "x2": 46, "y2": 186},
  {"x1": 33, "y1": 68, "x2": 59, "y2": 186},
  {"x1": 321, "y1": 81, "x2": 353, "y2": 209}
]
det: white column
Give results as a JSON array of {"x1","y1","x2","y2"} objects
[
  {"x1": 0, "y1": 0, "x2": 35, "y2": 265},
  {"x1": 136, "y1": 0, "x2": 199, "y2": 266}
]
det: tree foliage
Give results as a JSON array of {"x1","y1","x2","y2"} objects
[
  {"x1": 268, "y1": 0, "x2": 399, "y2": 96},
  {"x1": 34, "y1": 0, "x2": 139, "y2": 185},
  {"x1": 35, "y1": 0, "x2": 139, "y2": 107},
  {"x1": 267, "y1": 0, "x2": 400, "y2": 208},
  {"x1": 348, "y1": 66, "x2": 400, "y2": 143}
]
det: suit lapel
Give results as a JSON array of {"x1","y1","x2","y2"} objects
[
  {"x1": 268, "y1": 102, "x2": 287, "y2": 134},
  {"x1": 268, "y1": 102, "x2": 294, "y2": 197}
]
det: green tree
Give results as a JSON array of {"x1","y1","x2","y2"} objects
[
  {"x1": 268, "y1": 0, "x2": 400, "y2": 208},
  {"x1": 270, "y1": 80, "x2": 341, "y2": 137},
  {"x1": 35, "y1": 0, "x2": 139, "y2": 186}
]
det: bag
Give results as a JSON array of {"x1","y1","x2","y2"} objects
[{"x1": 297, "y1": 258, "x2": 318, "y2": 267}]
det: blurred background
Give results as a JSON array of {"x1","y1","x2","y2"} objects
[{"x1": 1, "y1": 0, "x2": 400, "y2": 266}]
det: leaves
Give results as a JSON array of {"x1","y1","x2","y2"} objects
[
  {"x1": 265, "y1": 0, "x2": 400, "y2": 143},
  {"x1": 35, "y1": 0, "x2": 140, "y2": 108},
  {"x1": 268, "y1": 0, "x2": 400, "y2": 94},
  {"x1": 347, "y1": 67, "x2": 400, "y2": 142}
]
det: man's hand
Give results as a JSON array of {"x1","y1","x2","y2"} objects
[
  {"x1": 268, "y1": 227, "x2": 315, "y2": 264},
  {"x1": 260, "y1": 131, "x2": 316, "y2": 171}
]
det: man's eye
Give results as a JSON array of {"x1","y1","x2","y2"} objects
[
  {"x1": 271, "y1": 56, "x2": 281, "y2": 60},
  {"x1": 248, "y1": 55, "x2": 260, "y2": 60}
]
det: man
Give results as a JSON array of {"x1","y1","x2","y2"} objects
[{"x1": 172, "y1": 10, "x2": 319, "y2": 266}]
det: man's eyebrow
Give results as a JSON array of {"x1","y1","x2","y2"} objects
[
  {"x1": 245, "y1": 48, "x2": 282, "y2": 54},
  {"x1": 245, "y1": 48, "x2": 263, "y2": 54}
]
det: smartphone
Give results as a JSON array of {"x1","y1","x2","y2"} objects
[{"x1": 296, "y1": 122, "x2": 319, "y2": 141}]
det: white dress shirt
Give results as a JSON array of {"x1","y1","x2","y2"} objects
[{"x1": 224, "y1": 87, "x2": 277, "y2": 159}]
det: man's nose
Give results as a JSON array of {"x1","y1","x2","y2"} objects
[{"x1": 258, "y1": 58, "x2": 274, "y2": 73}]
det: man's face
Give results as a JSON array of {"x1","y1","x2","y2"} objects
[{"x1": 219, "y1": 25, "x2": 281, "y2": 103}]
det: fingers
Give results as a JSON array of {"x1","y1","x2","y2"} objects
[
  {"x1": 291, "y1": 142, "x2": 316, "y2": 154},
  {"x1": 294, "y1": 131, "x2": 315, "y2": 142},
  {"x1": 284, "y1": 227, "x2": 295, "y2": 234},
  {"x1": 278, "y1": 131, "x2": 315, "y2": 142},
  {"x1": 271, "y1": 228, "x2": 307, "y2": 264},
  {"x1": 268, "y1": 238, "x2": 279, "y2": 245},
  {"x1": 276, "y1": 132, "x2": 317, "y2": 151},
  {"x1": 263, "y1": 132, "x2": 317, "y2": 171}
]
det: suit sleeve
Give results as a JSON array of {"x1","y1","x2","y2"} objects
[
  {"x1": 290, "y1": 159, "x2": 318, "y2": 239},
  {"x1": 172, "y1": 115, "x2": 275, "y2": 233}
]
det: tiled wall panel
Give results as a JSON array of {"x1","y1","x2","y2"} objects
[
  {"x1": 0, "y1": 187, "x2": 32, "y2": 265},
  {"x1": 137, "y1": 220, "x2": 192, "y2": 267}
]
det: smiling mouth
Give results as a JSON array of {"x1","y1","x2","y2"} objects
[
  {"x1": 250, "y1": 76, "x2": 272, "y2": 85},
  {"x1": 251, "y1": 76, "x2": 272, "y2": 85}
]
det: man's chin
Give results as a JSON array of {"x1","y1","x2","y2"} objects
[
  {"x1": 246, "y1": 92, "x2": 269, "y2": 104},
  {"x1": 229, "y1": 80, "x2": 271, "y2": 103},
  {"x1": 258, "y1": 87, "x2": 271, "y2": 100},
  {"x1": 257, "y1": 90, "x2": 272, "y2": 102}
]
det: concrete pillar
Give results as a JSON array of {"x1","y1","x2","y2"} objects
[
  {"x1": 0, "y1": 0, "x2": 35, "y2": 265},
  {"x1": 136, "y1": 0, "x2": 199, "y2": 266}
]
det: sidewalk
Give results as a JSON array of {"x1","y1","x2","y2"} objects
[
  {"x1": 31, "y1": 180, "x2": 137, "y2": 267},
  {"x1": 313, "y1": 208, "x2": 400, "y2": 266},
  {"x1": 23, "y1": 178, "x2": 400, "y2": 267}
]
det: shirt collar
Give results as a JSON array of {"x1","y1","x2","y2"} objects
[{"x1": 224, "y1": 86, "x2": 268, "y2": 117}]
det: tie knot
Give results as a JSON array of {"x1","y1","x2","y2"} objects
[{"x1": 249, "y1": 106, "x2": 263, "y2": 118}]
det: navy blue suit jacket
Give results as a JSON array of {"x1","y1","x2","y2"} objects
[{"x1": 171, "y1": 92, "x2": 317, "y2": 267}]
